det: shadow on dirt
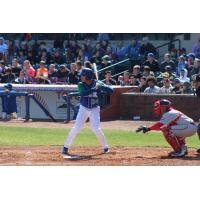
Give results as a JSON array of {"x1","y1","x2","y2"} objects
[{"x1": 63, "y1": 152, "x2": 106, "y2": 161}]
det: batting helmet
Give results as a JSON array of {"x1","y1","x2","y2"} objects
[
  {"x1": 4, "y1": 83, "x2": 13, "y2": 91},
  {"x1": 80, "y1": 68, "x2": 94, "y2": 80},
  {"x1": 154, "y1": 99, "x2": 171, "y2": 116}
]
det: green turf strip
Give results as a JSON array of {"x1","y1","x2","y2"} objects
[{"x1": 0, "y1": 126, "x2": 199, "y2": 148}]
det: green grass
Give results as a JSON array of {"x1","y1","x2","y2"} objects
[{"x1": 0, "y1": 126, "x2": 199, "y2": 148}]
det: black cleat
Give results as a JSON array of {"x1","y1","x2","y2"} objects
[
  {"x1": 103, "y1": 147, "x2": 109, "y2": 154},
  {"x1": 168, "y1": 150, "x2": 186, "y2": 157},
  {"x1": 62, "y1": 147, "x2": 69, "y2": 155},
  {"x1": 197, "y1": 148, "x2": 200, "y2": 154}
]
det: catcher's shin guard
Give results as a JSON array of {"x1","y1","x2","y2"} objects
[{"x1": 161, "y1": 127, "x2": 182, "y2": 152}]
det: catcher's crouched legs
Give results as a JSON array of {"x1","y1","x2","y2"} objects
[{"x1": 161, "y1": 127, "x2": 182, "y2": 153}]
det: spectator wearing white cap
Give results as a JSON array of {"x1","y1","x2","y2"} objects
[
  {"x1": 142, "y1": 65, "x2": 154, "y2": 77},
  {"x1": 132, "y1": 65, "x2": 142, "y2": 79}
]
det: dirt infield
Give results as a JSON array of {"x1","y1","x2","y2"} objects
[
  {"x1": 0, "y1": 146, "x2": 200, "y2": 166},
  {"x1": 0, "y1": 120, "x2": 200, "y2": 166}
]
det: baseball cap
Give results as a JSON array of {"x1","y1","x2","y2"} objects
[
  {"x1": 4, "y1": 83, "x2": 13, "y2": 91},
  {"x1": 165, "y1": 65, "x2": 172, "y2": 70},
  {"x1": 144, "y1": 66, "x2": 150, "y2": 70},
  {"x1": 162, "y1": 72, "x2": 169, "y2": 78},
  {"x1": 147, "y1": 53, "x2": 154, "y2": 58},
  {"x1": 174, "y1": 78, "x2": 181, "y2": 83},
  {"x1": 133, "y1": 65, "x2": 140, "y2": 69},
  {"x1": 187, "y1": 53, "x2": 195, "y2": 60},
  {"x1": 60, "y1": 64, "x2": 66, "y2": 69},
  {"x1": 40, "y1": 60, "x2": 46, "y2": 64},
  {"x1": 183, "y1": 81, "x2": 191, "y2": 87},
  {"x1": 195, "y1": 75, "x2": 200, "y2": 82},
  {"x1": 102, "y1": 55, "x2": 110, "y2": 61}
]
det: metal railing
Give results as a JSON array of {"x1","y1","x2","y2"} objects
[
  {"x1": 156, "y1": 39, "x2": 181, "y2": 50},
  {"x1": 101, "y1": 69, "x2": 129, "y2": 82},
  {"x1": 156, "y1": 39, "x2": 181, "y2": 61},
  {"x1": 98, "y1": 58, "x2": 130, "y2": 73}
]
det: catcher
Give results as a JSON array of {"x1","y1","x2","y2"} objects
[{"x1": 136, "y1": 99, "x2": 197, "y2": 157}]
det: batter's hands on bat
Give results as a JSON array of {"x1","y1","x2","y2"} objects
[
  {"x1": 96, "y1": 84, "x2": 101, "y2": 90},
  {"x1": 96, "y1": 82, "x2": 104, "y2": 90},
  {"x1": 136, "y1": 125, "x2": 150, "y2": 134}
]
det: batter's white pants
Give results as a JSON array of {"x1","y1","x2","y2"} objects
[
  {"x1": 64, "y1": 105, "x2": 108, "y2": 149},
  {"x1": 170, "y1": 123, "x2": 197, "y2": 137}
]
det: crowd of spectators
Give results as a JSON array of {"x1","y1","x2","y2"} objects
[{"x1": 0, "y1": 34, "x2": 200, "y2": 96}]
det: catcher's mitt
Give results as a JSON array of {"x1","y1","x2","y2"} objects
[
  {"x1": 136, "y1": 125, "x2": 150, "y2": 134},
  {"x1": 197, "y1": 123, "x2": 200, "y2": 140}
]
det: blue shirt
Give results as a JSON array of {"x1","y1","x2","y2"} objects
[
  {"x1": 1, "y1": 91, "x2": 17, "y2": 114},
  {"x1": 78, "y1": 80, "x2": 113, "y2": 109}
]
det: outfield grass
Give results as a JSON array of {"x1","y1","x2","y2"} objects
[{"x1": 0, "y1": 126, "x2": 199, "y2": 148}]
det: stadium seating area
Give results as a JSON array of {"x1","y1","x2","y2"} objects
[{"x1": 0, "y1": 33, "x2": 200, "y2": 95}]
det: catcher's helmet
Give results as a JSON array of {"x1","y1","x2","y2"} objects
[
  {"x1": 4, "y1": 83, "x2": 13, "y2": 91},
  {"x1": 80, "y1": 68, "x2": 94, "y2": 80},
  {"x1": 154, "y1": 99, "x2": 171, "y2": 116}
]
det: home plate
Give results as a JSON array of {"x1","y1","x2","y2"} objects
[{"x1": 63, "y1": 155, "x2": 80, "y2": 160}]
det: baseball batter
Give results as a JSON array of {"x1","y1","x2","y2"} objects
[
  {"x1": 62, "y1": 68, "x2": 113, "y2": 155},
  {"x1": 136, "y1": 99, "x2": 197, "y2": 157}
]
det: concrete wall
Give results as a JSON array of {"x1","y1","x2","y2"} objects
[
  {"x1": 120, "y1": 93, "x2": 200, "y2": 121},
  {"x1": 101, "y1": 86, "x2": 140, "y2": 121}
]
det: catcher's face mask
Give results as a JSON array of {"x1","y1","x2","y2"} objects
[{"x1": 154, "y1": 99, "x2": 171, "y2": 116}]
